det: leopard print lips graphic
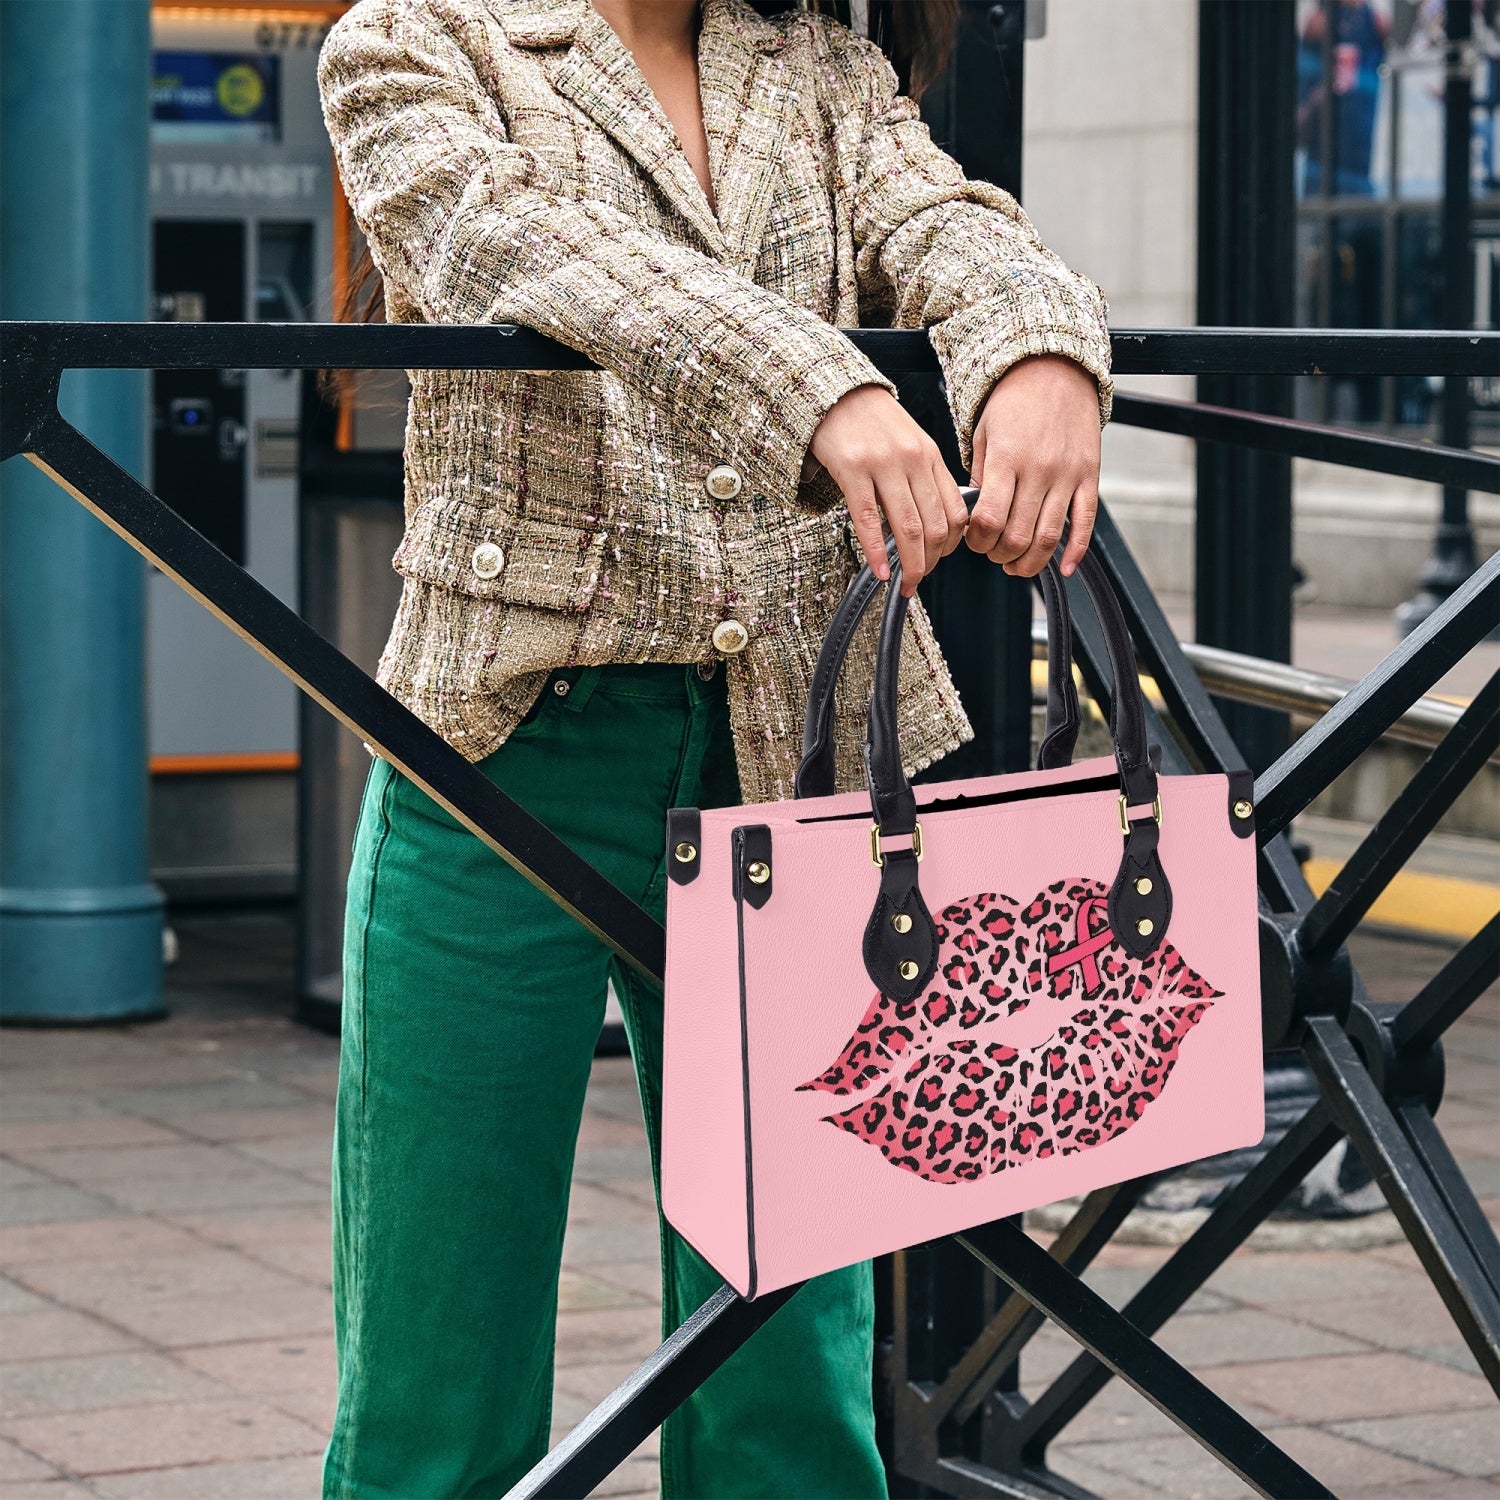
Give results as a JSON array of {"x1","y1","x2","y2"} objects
[{"x1": 795, "y1": 879, "x2": 1221, "y2": 1184}]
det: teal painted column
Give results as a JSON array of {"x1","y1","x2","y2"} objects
[{"x1": 1, "y1": 0, "x2": 164, "y2": 1021}]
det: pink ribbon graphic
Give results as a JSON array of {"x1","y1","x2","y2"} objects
[{"x1": 1046, "y1": 895, "x2": 1113, "y2": 995}]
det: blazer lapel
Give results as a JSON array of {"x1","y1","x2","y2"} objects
[
  {"x1": 534, "y1": 0, "x2": 730, "y2": 258},
  {"x1": 698, "y1": 0, "x2": 799, "y2": 275}
]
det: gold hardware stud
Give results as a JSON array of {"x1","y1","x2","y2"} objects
[
  {"x1": 1136, "y1": 917, "x2": 1155, "y2": 937},
  {"x1": 1134, "y1": 876, "x2": 1153, "y2": 896},
  {"x1": 891, "y1": 913, "x2": 913, "y2": 934},
  {"x1": 746, "y1": 861, "x2": 770, "y2": 885},
  {"x1": 898, "y1": 960, "x2": 920, "y2": 981},
  {"x1": 673, "y1": 842, "x2": 697, "y2": 864},
  {"x1": 1233, "y1": 799, "x2": 1253, "y2": 820}
]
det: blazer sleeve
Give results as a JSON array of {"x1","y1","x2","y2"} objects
[
  {"x1": 841, "y1": 31, "x2": 1114, "y2": 474},
  {"x1": 315, "y1": 0, "x2": 896, "y2": 510}
]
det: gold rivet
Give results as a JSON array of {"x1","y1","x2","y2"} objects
[
  {"x1": 747, "y1": 861, "x2": 770, "y2": 885},
  {"x1": 673, "y1": 842, "x2": 697, "y2": 864},
  {"x1": 1134, "y1": 876, "x2": 1152, "y2": 896},
  {"x1": 1136, "y1": 918, "x2": 1154, "y2": 937},
  {"x1": 891, "y1": 913, "x2": 913, "y2": 934},
  {"x1": 1233, "y1": 799, "x2": 1253, "y2": 820},
  {"x1": 898, "y1": 959, "x2": 919, "y2": 981}
]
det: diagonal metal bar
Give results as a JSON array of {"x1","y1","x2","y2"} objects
[
  {"x1": 1255, "y1": 552, "x2": 1500, "y2": 842},
  {"x1": 1303, "y1": 1017, "x2": 1500, "y2": 1390},
  {"x1": 1017, "y1": 1100, "x2": 1343, "y2": 1457},
  {"x1": 1111, "y1": 392, "x2": 1500, "y2": 492},
  {"x1": 932, "y1": 1183, "x2": 1145, "y2": 1429},
  {"x1": 1392, "y1": 916, "x2": 1500, "y2": 1055},
  {"x1": 954, "y1": 1220, "x2": 1333, "y2": 1498},
  {"x1": 18, "y1": 415, "x2": 666, "y2": 977},
  {"x1": 1397, "y1": 1100, "x2": 1500, "y2": 1301},
  {"x1": 1084, "y1": 511, "x2": 1312, "y2": 915},
  {"x1": 504, "y1": 1283, "x2": 799, "y2": 1499},
  {"x1": 1298, "y1": 672, "x2": 1500, "y2": 961}
]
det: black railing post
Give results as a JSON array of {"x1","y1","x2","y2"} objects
[
  {"x1": 1399, "y1": 0, "x2": 1483, "y2": 636},
  {"x1": 1195, "y1": 0, "x2": 1298, "y2": 774}
]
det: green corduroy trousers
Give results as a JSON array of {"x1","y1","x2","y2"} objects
[{"x1": 323, "y1": 660, "x2": 889, "y2": 1500}]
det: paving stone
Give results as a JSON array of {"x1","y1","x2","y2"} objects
[
  {"x1": 0, "y1": 1311, "x2": 139, "y2": 1363},
  {"x1": 0, "y1": 1187, "x2": 121, "y2": 1229},
  {"x1": 163, "y1": 1207, "x2": 329, "y2": 1252},
  {"x1": 85, "y1": 1168, "x2": 327, "y2": 1217},
  {"x1": 1340, "y1": 1482, "x2": 1500, "y2": 1499},
  {"x1": 0, "y1": 1436, "x2": 59, "y2": 1482},
  {"x1": 1409, "y1": 1340, "x2": 1486, "y2": 1376},
  {"x1": 0, "y1": 1351, "x2": 227, "y2": 1419},
  {"x1": 576, "y1": 1111, "x2": 653, "y2": 1149},
  {"x1": 1271, "y1": 1425, "x2": 1458, "y2": 1491},
  {"x1": 0, "y1": 1164, "x2": 53, "y2": 1194},
  {"x1": 243, "y1": 1240, "x2": 330, "y2": 1286},
  {"x1": 174, "y1": 1336, "x2": 335, "y2": 1396},
  {"x1": 266, "y1": 1386, "x2": 334, "y2": 1435},
  {"x1": 0, "y1": 1118, "x2": 185, "y2": 1153},
  {"x1": 565, "y1": 1181, "x2": 656, "y2": 1226},
  {"x1": 1329, "y1": 1408, "x2": 1500, "y2": 1477},
  {"x1": 0, "y1": 1218, "x2": 202, "y2": 1266},
  {"x1": 165, "y1": 1106, "x2": 331, "y2": 1143},
  {"x1": 0, "y1": 1218, "x2": 202, "y2": 1268},
  {"x1": 1203, "y1": 1249, "x2": 1428, "y2": 1306},
  {"x1": 0, "y1": 1480, "x2": 98, "y2": 1499},
  {"x1": 93, "y1": 1080, "x2": 313, "y2": 1120},
  {"x1": 1045, "y1": 1445, "x2": 1167, "y2": 1500},
  {"x1": 557, "y1": 1267, "x2": 652, "y2": 1313},
  {"x1": 1044, "y1": 1432, "x2": 1256, "y2": 1499},
  {"x1": 67, "y1": 1287, "x2": 334, "y2": 1351},
  {"x1": 572, "y1": 1145, "x2": 655, "y2": 1183},
  {"x1": 0, "y1": 1281, "x2": 50, "y2": 1318},
  {"x1": 1204, "y1": 1350, "x2": 1492, "y2": 1423},
  {"x1": 0, "y1": 1397, "x2": 322, "y2": 1475},
  {"x1": 1153, "y1": 1307, "x2": 1367, "y2": 1367},
  {"x1": 553, "y1": 1358, "x2": 660, "y2": 1406},
  {"x1": 87, "y1": 1453, "x2": 325, "y2": 1498},
  {"x1": 1288, "y1": 1284, "x2": 1473, "y2": 1350},
  {"x1": 0, "y1": 1097, "x2": 119, "y2": 1127},
  {"x1": 226, "y1": 1136, "x2": 332, "y2": 1181},
  {"x1": 585, "y1": 1258, "x2": 664, "y2": 1303},
  {"x1": 554, "y1": 1306, "x2": 663, "y2": 1368},
  {"x1": 561, "y1": 1218, "x2": 662, "y2": 1266},
  {"x1": 10, "y1": 1249, "x2": 311, "y2": 1316}
]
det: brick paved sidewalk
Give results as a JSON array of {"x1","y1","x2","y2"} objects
[{"x1": 1, "y1": 915, "x2": 1495, "y2": 1499}]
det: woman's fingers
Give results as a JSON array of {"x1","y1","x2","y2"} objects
[
  {"x1": 965, "y1": 455, "x2": 1016, "y2": 556},
  {"x1": 1060, "y1": 476, "x2": 1099, "y2": 577},
  {"x1": 877, "y1": 471, "x2": 927, "y2": 597},
  {"x1": 844, "y1": 475, "x2": 890, "y2": 581},
  {"x1": 938, "y1": 460, "x2": 969, "y2": 557},
  {"x1": 1000, "y1": 480, "x2": 1070, "y2": 577}
]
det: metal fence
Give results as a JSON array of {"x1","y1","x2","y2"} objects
[{"x1": 1, "y1": 320, "x2": 1495, "y2": 1498}]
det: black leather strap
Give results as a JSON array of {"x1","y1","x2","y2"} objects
[{"x1": 797, "y1": 488, "x2": 1096, "y2": 796}]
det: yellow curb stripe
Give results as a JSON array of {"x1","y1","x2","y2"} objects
[{"x1": 1301, "y1": 859, "x2": 1499, "y2": 942}]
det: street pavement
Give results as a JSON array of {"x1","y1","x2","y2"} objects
[{"x1": 1, "y1": 912, "x2": 1495, "y2": 1499}]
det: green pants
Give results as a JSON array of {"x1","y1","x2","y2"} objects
[{"x1": 325, "y1": 660, "x2": 889, "y2": 1500}]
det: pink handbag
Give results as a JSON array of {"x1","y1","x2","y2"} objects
[{"x1": 661, "y1": 546, "x2": 1264, "y2": 1299}]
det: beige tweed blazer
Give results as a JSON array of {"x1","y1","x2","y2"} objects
[{"x1": 316, "y1": 0, "x2": 1114, "y2": 804}]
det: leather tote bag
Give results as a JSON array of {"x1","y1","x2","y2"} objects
[{"x1": 661, "y1": 542, "x2": 1264, "y2": 1300}]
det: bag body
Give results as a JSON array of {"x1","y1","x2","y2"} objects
[{"x1": 661, "y1": 539, "x2": 1264, "y2": 1299}]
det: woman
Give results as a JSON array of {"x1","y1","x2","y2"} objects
[{"x1": 315, "y1": 0, "x2": 1112, "y2": 1494}]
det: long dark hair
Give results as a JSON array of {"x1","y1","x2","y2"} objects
[{"x1": 319, "y1": 0, "x2": 957, "y2": 405}]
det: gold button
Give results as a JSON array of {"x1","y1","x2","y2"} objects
[
  {"x1": 1233, "y1": 799, "x2": 1253, "y2": 820},
  {"x1": 898, "y1": 960, "x2": 920, "y2": 981},
  {"x1": 891, "y1": 913, "x2": 912, "y2": 934},
  {"x1": 471, "y1": 541, "x2": 504, "y2": 579},
  {"x1": 712, "y1": 619, "x2": 748, "y2": 654},
  {"x1": 1136, "y1": 918, "x2": 1154, "y2": 937},
  {"x1": 1134, "y1": 877, "x2": 1152, "y2": 896},
  {"x1": 747, "y1": 860, "x2": 770, "y2": 885},
  {"x1": 704, "y1": 464, "x2": 743, "y2": 501},
  {"x1": 674, "y1": 842, "x2": 698, "y2": 864}
]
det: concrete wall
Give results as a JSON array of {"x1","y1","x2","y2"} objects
[{"x1": 1018, "y1": 0, "x2": 1498, "y2": 608}]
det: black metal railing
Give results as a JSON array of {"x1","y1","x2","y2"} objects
[{"x1": 2, "y1": 321, "x2": 1495, "y2": 1499}]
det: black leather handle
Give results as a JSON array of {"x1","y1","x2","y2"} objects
[
  {"x1": 866, "y1": 547, "x2": 1157, "y2": 835},
  {"x1": 796, "y1": 486, "x2": 1088, "y2": 797}
]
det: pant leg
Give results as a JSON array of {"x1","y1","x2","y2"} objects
[
  {"x1": 607, "y1": 667, "x2": 890, "y2": 1500},
  {"x1": 324, "y1": 666, "x2": 689, "y2": 1500}
]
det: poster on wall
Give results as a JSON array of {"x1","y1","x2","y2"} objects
[{"x1": 152, "y1": 52, "x2": 281, "y2": 145}]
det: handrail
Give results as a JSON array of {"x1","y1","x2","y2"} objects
[{"x1": 1030, "y1": 621, "x2": 1494, "y2": 756}]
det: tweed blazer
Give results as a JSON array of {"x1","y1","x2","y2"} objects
[{"x1": 316, "y1": 0, "x2": 1114, "y2": 804}]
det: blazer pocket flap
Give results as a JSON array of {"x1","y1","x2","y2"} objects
[{"x1": 392, "y1": 503, "x2": 609, "y2": 611}]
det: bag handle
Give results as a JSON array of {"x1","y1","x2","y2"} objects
[
  {"x1": 796, "y1": 488, "x2": 1089, "y2": 799},
  {"x1": 795, "y1": 498, "x2": 1171, "y2": 1003}
]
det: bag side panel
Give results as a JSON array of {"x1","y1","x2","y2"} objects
[{"x1": 661, "y1": 819, "x2": 753, "y2": 1297}]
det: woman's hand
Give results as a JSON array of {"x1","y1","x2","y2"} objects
[
  {"x1": 809, "y1": 384, "x2": 969, "y2": 597},
  {"x1": 964, "y1": 354, "x2": 1103, "y2": 578}
]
